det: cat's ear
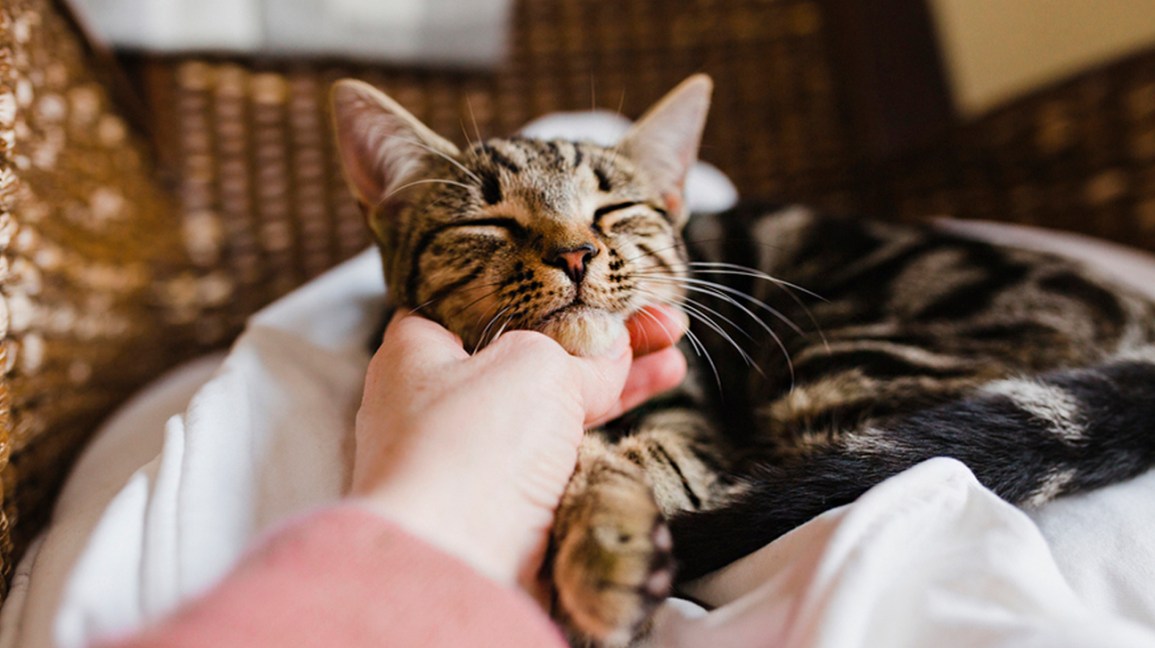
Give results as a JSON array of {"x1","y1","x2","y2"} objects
[
  {"x1": 330, "y1": 79, "x2": 460, "y2": 207},
  {"x1": 621, "y1": 74, "x2": 712, "y2": 218}
]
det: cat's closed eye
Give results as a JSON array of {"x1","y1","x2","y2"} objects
[{"x1": 453, "y1": 217, "x2": 528, "y2": 238}]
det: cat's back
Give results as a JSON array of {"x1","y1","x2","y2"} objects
[{"x1": 682, "y1": 203, "x2": 1155, "y2": 436}]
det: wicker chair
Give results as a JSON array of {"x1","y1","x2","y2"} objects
[{"x1": 2, "y1": 0, "x2": 1154, "y2": 601}]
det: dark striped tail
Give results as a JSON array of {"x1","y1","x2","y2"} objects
[{"x1": 670, "y1": 351, "x2": 1155, "y2": 582}]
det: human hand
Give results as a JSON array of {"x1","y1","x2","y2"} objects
[{"x1": 349, "y1": 306, "x2": 687, "y2": 592}]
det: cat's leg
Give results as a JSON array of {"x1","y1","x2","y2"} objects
[{"x1": 550, "y1": 408, "x2": 735, "y2": 647}]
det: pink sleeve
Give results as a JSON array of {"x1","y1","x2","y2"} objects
[{"x1": 99, "y1": 506, "x2": 566, "y2": 648}]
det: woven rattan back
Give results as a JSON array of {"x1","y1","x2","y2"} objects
[{"x1": 0, "y1": 0, "x2": 207, "y2": 599}]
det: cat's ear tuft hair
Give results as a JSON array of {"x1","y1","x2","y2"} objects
[
  {"x1": 330, "y1": 79, "x2": 460, "y2": 208},
  {"x1": 621, "y1": 74, "x2": 712, "y2": 219}
]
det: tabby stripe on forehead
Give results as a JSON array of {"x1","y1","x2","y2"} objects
[
  {"x1": 593, "y1": 203, "x2": 675, "y2": 233},
  {"x1": 571, "y1": 145, "x2": 583, "y2": 168},
  {"x1": 479, "y1": 171, "x2": 502, "y2": 205},
  {"x1": 593, "y1": 201, "x2": 641, "y2": 224},
  {"x1": 594, "y1": 166, "x2": 614, "y2": 192},
  {"x1": 545, "y1": 141, "x2": 564, "y2": 166},
  {"x1": 651, "y1": 205, "x2": 673, "y2": 225},
  {"x1": 480, "y1": 144, "x2": 521, "y2": 173}
]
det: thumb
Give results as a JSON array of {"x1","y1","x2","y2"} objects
[
  {"x1": 569, "y1": 332, "x2": 633, "y2": 426},
  {"x1": 377, "y1": 310, "x2": 469, "y2": 368}
]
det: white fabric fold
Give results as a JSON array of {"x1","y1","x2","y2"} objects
[{"x1": 650, "y1": 458, "x2": 1155, "y2": 648}]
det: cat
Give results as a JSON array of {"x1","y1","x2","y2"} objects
[{"x1": 330, "y1": 75, "x2": 1155, "y2": 647}]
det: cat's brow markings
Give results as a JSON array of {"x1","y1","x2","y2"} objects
[
  {"x1": 594, "y1": 166, "x2": 614, "y2": 192},
  {"x1": 478, "y1": 143, "x2": 521, "y2": 174},
  {"x1": 593, "y1": 201, "x2": 641, "y2": 220},
  {"x1": 479, "y1": 170, "x2": 502, "y2": 205}
]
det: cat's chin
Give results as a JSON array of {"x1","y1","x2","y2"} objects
[{"x1": 539, "y1": 309, "x2": 628, "y2": 357}]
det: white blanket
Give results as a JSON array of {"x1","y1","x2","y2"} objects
[{"x1": 4, "y1": 166, "x2": 1155, "y2": 645}]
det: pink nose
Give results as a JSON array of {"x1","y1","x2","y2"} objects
[{"x1": 545, "y1": 243, "x2": 598, "y2": 284}]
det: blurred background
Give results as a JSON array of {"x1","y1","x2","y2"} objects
[{"x1": 1, "y1": 0, "x2": 1154, "y2": 602}]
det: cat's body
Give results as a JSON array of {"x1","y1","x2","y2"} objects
[{"x1": 331, "y1": 76, "x2": 1155, "y2": 647}]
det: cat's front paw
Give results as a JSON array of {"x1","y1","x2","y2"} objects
[{"x1": 553, "y1": 463, "x2": 675, "y2": 647}]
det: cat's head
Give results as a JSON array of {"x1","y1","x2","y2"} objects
[{"x1": 330, "y1": 75, "x2": 711, "y2": 355}]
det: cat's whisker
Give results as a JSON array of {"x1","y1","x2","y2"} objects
[
  {"x1": 636, "y1": 297, "x2": 709, "y2": 361},
  {"x1": 642, "y1": 280, "x2": 794, "y2": 376},
  {"x1": 464, "y1": 96, "x2": 484, "y2": 148},
  {"x1": 381, "y1": 178, "x2": 476, "y2": 204},
  {"x1": 679, "y1": 266, "x2": 829, "y2": 352},
  {"x1": 459, "y1": 120, "x2": 476, "y2": 151},
  {"x1": 631, "y1": 303, "x2": 676, "y2": 356},
  {"x1": 686, "y1": 262, "x2": 828, "y2": 302},
  {"x1": 635, "y1": 274, "x2": 813, "y2": 369},
  {"x1": 488, "y1": 315, "x2": 514, "y2": 348},
  {"x1": 409, "y1": 297, "x2": 440, "y2": 316},
  {"x1": 637, "y1": 288, "x2": 743, "y2": 374},
  {"x1": 626, "y1": 243, "x2": 818, "y2": 302},
  {"x1": 606, "y1": 88, "x2": 628, "y2": 166},
  {"x1": 678, "y1": 299, "x2": 762, "y2": 374},
  {"x1": 473, "y1": 305, "x2": 512, "y2": 354},
  {"x1": 439, "y1": 283, "x2": 506, "y2": 321},
  {"x1": 636, "y1": 272, "x2": 806, "y2": 338},
  {"x1": 634, "y1": 288, "x2": 733, "y2": 392},
  {"x1": 637, "y1": 282, "x2": 792, "y2": 384},
  {"x1": 626, "y1": 242, "x2": 827, "y2": 351},
  {"x1": 387, "y1": 135, "x2": 482, "y2": 185}
]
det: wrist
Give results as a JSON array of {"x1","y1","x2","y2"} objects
[{"x1": 351, "y1": 485, "x2": 524, "y2": 588}]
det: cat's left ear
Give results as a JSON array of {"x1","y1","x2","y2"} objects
[
  {"x1": 621, "y1": 74, "x2": 712, "y2": 222},
  {"x1": 330, "y1": 79, "x2": 460, "y2": 208}
]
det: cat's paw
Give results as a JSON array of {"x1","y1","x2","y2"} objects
[{"x1": 553, "y1": 466, "x2": 675, "y2": 647}]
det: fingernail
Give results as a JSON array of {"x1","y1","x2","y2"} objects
[{"x1": 673, "y1": 307, "x2": 690, "y2": 332}]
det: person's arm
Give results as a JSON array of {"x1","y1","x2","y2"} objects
[
  {"x1": 103, "y1": 506, "x2": 566, "y2": 648},
  {"x1": 96, "y1": 306, "x2": 686, "y2": 647}
]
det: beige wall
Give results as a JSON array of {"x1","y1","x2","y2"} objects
[{"x1": 929, "y1": 0, "x2": 1155, "y2": 116}]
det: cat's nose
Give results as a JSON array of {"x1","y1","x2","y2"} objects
[{"x1": 545, "y1": 243, "x2": 599, "y2": 284}]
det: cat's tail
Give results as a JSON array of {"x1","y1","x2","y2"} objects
[{"x1": 669, "y1": 349, "x2": 1155, "y2": 581}]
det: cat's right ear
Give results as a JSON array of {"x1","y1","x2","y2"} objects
[{"x1": 330, "y1": 80, "x2": 460, "y2": 207}]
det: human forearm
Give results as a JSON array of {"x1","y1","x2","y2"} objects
[{"x1": 98, "y1": 506, "x2": 565, "y2": 648}]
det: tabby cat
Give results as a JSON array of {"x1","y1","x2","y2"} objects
[{"x1": 330, "y1": 75, "x2": 1155, "y2": 647}]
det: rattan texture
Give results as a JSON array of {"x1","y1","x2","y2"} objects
[
  {"x1": 892, "y1": 50, "x2": 1155, "y2": 251},
  {"x1": 0, "y1": 0, "x2": 207, "y2": 601}
]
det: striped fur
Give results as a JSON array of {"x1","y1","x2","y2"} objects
[
  {"x1": 332, "y1": 77, "x2": 1155, "y2": 647},
  {"x1": 665, "y1": 205, "x2": 1155, "y2": 580}
]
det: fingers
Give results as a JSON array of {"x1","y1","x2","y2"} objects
[
  {"x1": 374, "y1": 308, "x2": 686, "y2": 426},
  {"x1": 587, "y1": 345, "x2": 688, "y2": 427},
  {"x1": 573, "y1": 332, "x2": 634, "y2": 425},
  {"x1": 375, "y1": 310, "x2": 469, "y2": 369},
  {"x1": 627, "y1": 305, "x2": 689, "y2": 356}
]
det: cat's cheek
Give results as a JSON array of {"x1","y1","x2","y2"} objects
[{"x1": 541, "y1": 312, "x2": 628, "y2": 357}]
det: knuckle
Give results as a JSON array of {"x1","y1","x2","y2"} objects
[{"x1": 499, "y1": 330, "x2": 567, "y2": 359}]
